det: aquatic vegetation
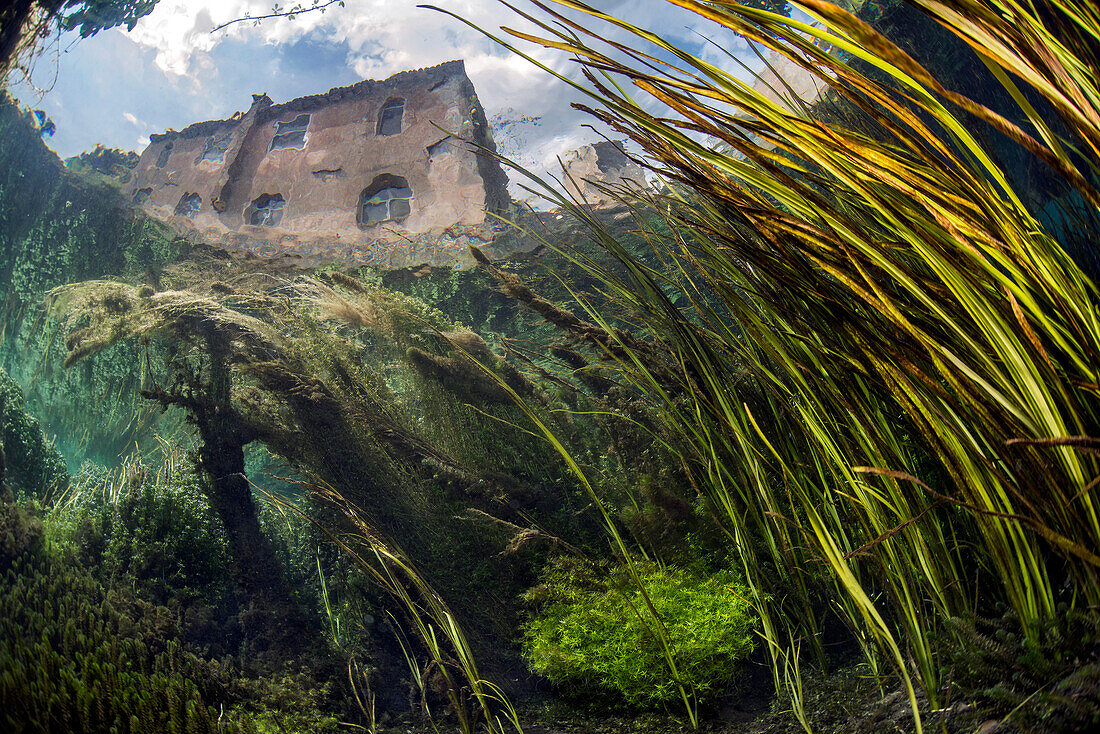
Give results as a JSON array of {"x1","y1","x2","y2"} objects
[
  {"x1": 939, "y1": 609, "x2": 1100, "y2": 731},
  {"x1": 227, "y1": 673, "x2": 344, "y2": 734},
  {"x1": 2, "y1": 448, "x2": 370, "y2": 734},
  {"x1": 268, "y1": 477, "x2": 526, "y2": 734},
  {"x1": 255, "y1": 484, "x2": 387, "y2": 661},
  {"x1": 4, "y1": 0, "x2": 1100, "y2": 730},
  {"x1": 0, "y1": 93, "x2": 185, "y2": 468},
  {"x1": 521, "y1": 557, "x2": 757, "y2": 706},
  {"x1": 0, "y1": 545, "x2": 255, "y2": 734},
  {"x1": 0, "y1": 488, "x2": 42, "y2": 568},
  {"x1": 0, "y1": 366, "x2": 68, "y2": 498},
  {"x1": 0, "y1": 94, "x2": 179, "y2": 306},
  {"x1": 443, "y1": 0, "x2": 1100, "y2": 727},
  {"x1": 43, "y1": 264, "x2": 583, "y2": 702},
  {"x1": 49, "y1": 455, "x2": 232, "y2": 611}
]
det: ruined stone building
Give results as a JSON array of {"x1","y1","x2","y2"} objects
[
  {"x1": 560, "y1": 140, "x2": 648, "y2": 206},
  {"x1": 125, "y1": 60, "x2": 510, "y2": 268}
]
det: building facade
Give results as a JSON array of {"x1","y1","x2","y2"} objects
[{"x1": 126, "y1": 60, "x2": 510, "y2": 268}]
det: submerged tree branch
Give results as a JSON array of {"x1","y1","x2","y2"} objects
[{"x1": 211, "y1": 0, "x2": 345, "y2": 34}]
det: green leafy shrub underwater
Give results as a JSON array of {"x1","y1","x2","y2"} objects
[
  {"x1": 521, "y1": 558, "x2": 757, "y2": 706},
  {"x1": 51, "y1": 458, "x2": 231, "y2": 611}
]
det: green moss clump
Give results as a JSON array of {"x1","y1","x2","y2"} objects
[
  {"x1": 0, "y1": 488, "x2": 43, "y2": 568},
  {"x1": 521, "y1": 558, "x2": 757, "y2": 706},
  {"x1": 229, "y1": 674, "x2": 344, "y2": 734}
]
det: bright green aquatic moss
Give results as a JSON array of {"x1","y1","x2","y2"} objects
[{"x1": 521, "y1": 558, "x2": 757, "y2": 706}]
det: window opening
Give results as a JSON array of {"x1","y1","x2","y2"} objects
[
  {"x1": 132, "y1": 188, "x2": 152, "y2": 205},
  {"x1": 248, "y1": 194, "x2": 286, "y2": 226},
  {"x1": 175, "y1": 192, "x2": 201, "y2": 217},
  {"x1": 427, "y1": 137, "x2": 454, "y2": 158},
  {"x1": 200, "y1": 132, "x2": 232, "y2": 163},
  {"x1": 359, "y1": 174, "x2": 412, "y2": 225},
  {"x1": 312, "y1": 168, "x2": 344, "y2": 181},
  {"x1": 268, "y1": 113, "x2": 310, "y2": 152},
  {"x1": 377, "y1": 98, "x2": 405, "y2": 136},
  {"x1": 155, "y1": 142, "x2": 173, "y2": 168}
]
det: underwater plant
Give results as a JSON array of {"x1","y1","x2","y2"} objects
[
  {"x1": 43, "y1": 262, "x2": 584, "y2": 712},
  {"x1": 0, "y1": 366, "x2": 68, "y2": 499},
  {"x1": 521, "y1": 557, "x2": 757, "y2": 706},
  {"x1": 0, "y1": 543, "x2": 256, "y2": 734},
  {"x1": 6, "y1": 0, "x2": 1100, "y2": 729},
  {"x1": 438, "y1": 0, "x2": 1100, "y2": 728},
  {"x1": 50, "y1": 454, "x2": 232, "y2": 612}
]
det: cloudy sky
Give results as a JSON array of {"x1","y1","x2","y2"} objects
[{"x1": 11, "y1": 1, "x2": 760, "y2": 184}]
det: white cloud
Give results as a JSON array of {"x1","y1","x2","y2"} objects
[
  {"x1": 127, "y1": 0, "x2": 352, "y2": 77},
  {"x1": 122, "y1": 111, "x2": 139, "y2": 124}
]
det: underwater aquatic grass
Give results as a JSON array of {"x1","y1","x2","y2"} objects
[
  {"x1": 440, "y1": 0, "x2": 1100, "y2": 728},
  {"x1": 257, "y1": 477, "x2": 524, "y2": 734},
  {"x1": 317, "y1": 553, "x2": 343, "y2": 648},
  {"x1": 347, "y1": 659, "x2": 380, "y2": 733},
  {"x1": 438, "y1": 300, "x2": 709, "y2": 726}
]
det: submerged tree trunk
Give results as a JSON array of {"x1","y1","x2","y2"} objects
[
  {"x1": 198, "y1": 431, "x2": 315, "y2": 663},
  {"x1": 147, "y1": 332, "x2": 317, "y2": 667}
]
